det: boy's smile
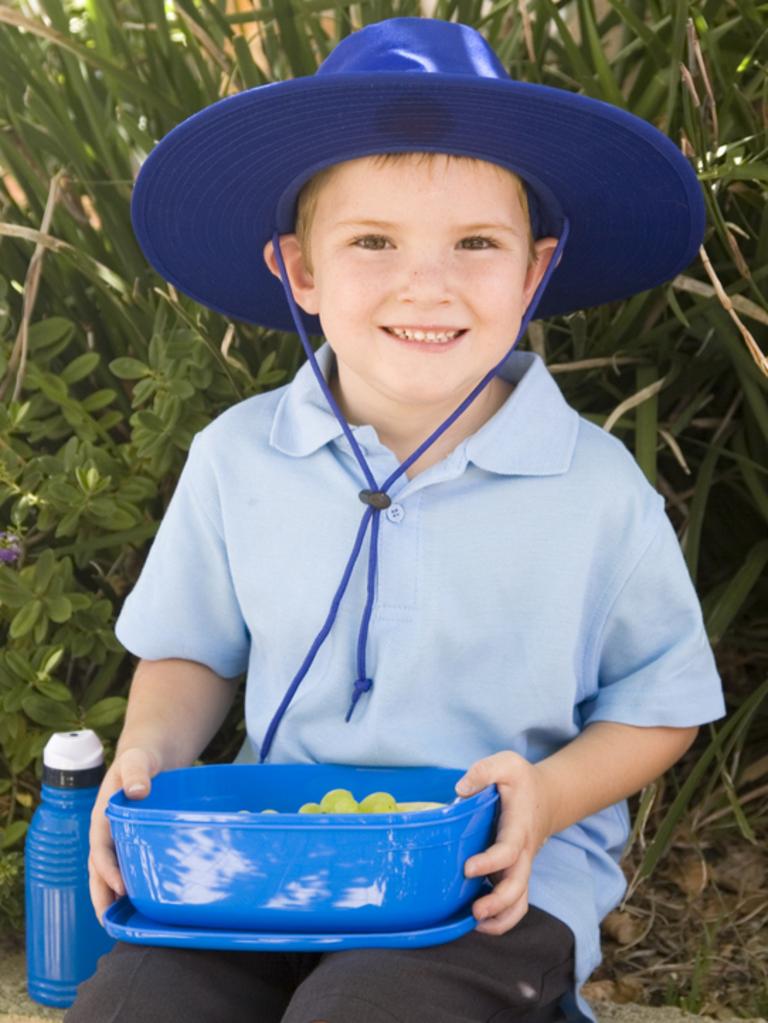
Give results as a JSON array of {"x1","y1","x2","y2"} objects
[
  {"x1": 381, "y1": 325, "x2": 468, "y2": 349},
  {"x1": 265, "y1": 154, "x2": 558, "y2": 471}
]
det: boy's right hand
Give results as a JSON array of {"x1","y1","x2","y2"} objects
[{"x1": 88, "y1": 746, "x2": 163, "y2": 925}]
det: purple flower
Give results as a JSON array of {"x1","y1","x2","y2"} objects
[{"x1": 0, "y1": 531, "x2": 21, "y2": 564}]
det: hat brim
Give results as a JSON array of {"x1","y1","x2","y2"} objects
[{"x1": 131, "y1": 73, "x2": 705, "y2": 331}]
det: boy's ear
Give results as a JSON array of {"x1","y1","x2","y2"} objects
[
  {"x1": 523, "y1": 237, "x2": 560, "y2": 306},
  {"x1": 262, "y1": 234, "x2": 319, "y2": 315}
]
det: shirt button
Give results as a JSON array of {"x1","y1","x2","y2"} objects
[{"x1": 386, "y1": 503, "x2": 405, "y2": 524}]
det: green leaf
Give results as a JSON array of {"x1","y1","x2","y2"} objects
[
  {"x1": 705, "y1": 540, "x2": 768, "y2": 645},
  {"x1": 46, "y1": 479, "x2": 80, "y2": 504},
  {"x1": 55, "y1": 511, "x2": 82, "y2": 539},
  {"x1": 35, "y1": 372, "x2": 69, "y2": 402},
  {"x1": 95, "y1": 506, "x2": 136, "y2": 530},
  {"x1": 82, "y1": 389, "x2": 117, "y2": 412},
  {"x1": 33, "y1": 613, "x2": 48, "y2": 647},
  {"x1": 538, "y1": 0, "x2": 596, "y2": 92},
  {"x1": 33, "y1": 548, "x2": 57, "y2": 593},
  {"x1": 0, "y1": 570, "x2": 32, "y2": 608},
  {"x1": 231, "y1": 32, "x2": 268, "y2": 89},
  {"x1": 5, "y1": 652, "x2": 37, "y2": 684},
  {"x1": 9, "y1": 600, "x2": 44, "y2": 639},
  {"x1": 665, "y1": 283, "x2": 691, "y2": 329},
  {"x1": 271, "y1": 0, "x2": 317, "y2": 77},
  {"x1": 60, "y1": 352, "x2": 101, "y2": 385},
  {"x1": 683, "y1": 441, "x2": 722, "y2": 584},
  {"x1": 712, "y1": 162, "x2": 768, "y2": 184},
  {"x1": 168, "y1": 378, "x2": 196, "y2": 399},
  {"x1": 109, "y1": 357, "x2": 151, "y2": 380},
  {"x1": 131, "y1": 377, "x2": 157, "y2": 404},
  {"x1": 114, "y1": 477, "x2": 157, "y2": 503},
  {"x1": 83, "y1": 696, "x2": 127, "y2": 728},
  {"x1": 133, "y1": 410, "x2": 166, "y2": 432},
  {"x1": 34, "y1": 678, "x2": 73, "y2": 702},
  {"x1": 26, "y1": 317, "x2": 75, "y2": 352},
  {"x1": 1, "y1": 820, "x2": 29, "y2": 850},
  {"x1": 732, "y1": 426, "x2": 768, "y2": 525},
  {"x1": 9, "y1": 732, "x2": 44, "y2": 775},
  {"x1": 96, "y1": 411, "x2": 123, "y2": 431},
  {"x1": 88, "y1": 498, "x2": 137, "y2": 529},
  {"x1": 580, "y1": 0, "x2": 625, "y2": 107},
  {"x1": 634, "y1": 364, "x2": 659, "y2": 488},
  {"x1": 45, "y1": 595, "x2": 73, "y2": 623},
  {"x1": 603, "y1": 0, "x2": 670, "y2": 67},
  {"x1": 21, "y1": 693, "x2": 79, "y2": 728},
  {"x1": 41, "y1": 647, "x2": 65, "y2": 675},
  {"x1": 2, "y1": 687, "x2": 25, "y2": 714}
]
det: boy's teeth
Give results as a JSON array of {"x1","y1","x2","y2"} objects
[{"x1": 389, "y1": 327, "x2": 461, "y2": 343}]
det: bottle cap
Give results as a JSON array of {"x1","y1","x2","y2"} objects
[{"x1": 42, "y1": 730, "x2": 106, "y2": 788}]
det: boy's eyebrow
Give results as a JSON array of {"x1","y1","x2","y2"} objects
[{"x1": 333, "y1": 218, "x2": 519, "y2": 233}]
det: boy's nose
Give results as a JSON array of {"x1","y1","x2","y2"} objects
[{"x1": 397, "y1": 258, "x2": 455, "y2": 298}]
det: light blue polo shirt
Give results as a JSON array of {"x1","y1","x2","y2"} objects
[{"x1": 115, "y1": 342, "x2": 726, "y2": 1021}]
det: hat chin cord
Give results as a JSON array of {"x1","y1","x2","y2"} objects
[{"x1": 258, "y1": 220, "x2": 570, "y2": 762}]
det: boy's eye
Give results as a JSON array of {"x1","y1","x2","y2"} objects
[
  {"x1": 460, "y1": 236, "x2": 498, "y2": 249},
  {"x1": 352, "y1": 234, "x2": 389, "y2": 250},
  {"x1": 350, "y1": 235, "x2": 499, "y2": 250}
]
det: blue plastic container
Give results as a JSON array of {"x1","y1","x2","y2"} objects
[
  {"x1": 25, "y1": 730, "x2": 115, "y2": 1007},
  {"x1": 106, "y1": 763, "x2": 499, "y2": 933}
]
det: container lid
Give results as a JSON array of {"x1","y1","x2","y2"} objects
[{"x1": 43, "y1": 729, "x2": 105, "y2": 788}]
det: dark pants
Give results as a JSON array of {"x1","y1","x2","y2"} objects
[{"x1": 64, "y1": 905, "x2": 574, "y2": 1023}]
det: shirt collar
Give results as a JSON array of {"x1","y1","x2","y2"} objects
[{"x1": 269, "y1": 341, "x2": 578, "y2": 477}]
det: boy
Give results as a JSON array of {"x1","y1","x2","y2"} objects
[{"x1": 66, "y1": 17, "x2": 726, "y2": 1023}]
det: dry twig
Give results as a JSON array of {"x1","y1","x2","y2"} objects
[{"x1": 0, "y1": 169, "x2": 65, "y2": 403}]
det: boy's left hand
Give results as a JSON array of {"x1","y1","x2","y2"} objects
[{"x1": 455, "y1": 751, "x2": 556, "y2": 936}]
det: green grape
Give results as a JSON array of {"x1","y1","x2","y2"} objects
[
  {"x1": 261, "y1": 809, "x2": 278, "y2": 814},
  {"x1": 298, "y1": 802, "x2": 323, "y2": 814},
  {"x1": 358, "y1": 791, "x2": 398, "y2": 814},
  {"x1": 319, "y1": 788, "x2": 359, "y2": 813}
]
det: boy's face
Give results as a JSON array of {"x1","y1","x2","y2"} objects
[{"x1": 264, "y1": 155, "x2": 558, "y2": 422}]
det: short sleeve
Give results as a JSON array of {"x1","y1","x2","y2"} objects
[
  {"x1": 114, "y1": 433, "x2": 250, "y2": 679},
  {"x1": 579, "y1": 509, "x2": 726, "y2": 729}
]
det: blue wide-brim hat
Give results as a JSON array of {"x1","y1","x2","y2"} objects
[{"x1": 131, "y1": 17, "x2": 705, "y2": 332}]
